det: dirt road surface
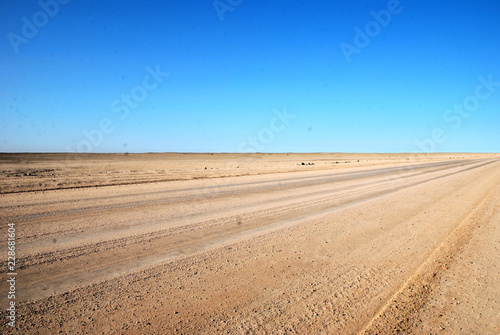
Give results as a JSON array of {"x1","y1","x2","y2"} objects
[{"x1": 1, "y1": 153, "x2": 499, "y2": 334}]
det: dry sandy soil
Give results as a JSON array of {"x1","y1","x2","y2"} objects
[{"x1": 0, "y1": 152, "x2": 499, "y2": 334}]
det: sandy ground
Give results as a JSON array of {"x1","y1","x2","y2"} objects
[{"x1": 0, "y1": 152, "x2": 499, "y2": 334}]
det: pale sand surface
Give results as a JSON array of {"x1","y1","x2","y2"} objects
[
  {"x1": 1, "y1": 152, "x2": 496, "y2": 194},
  {"x1": 0, "y1": 152, "x2": 499, "y2": 334}
]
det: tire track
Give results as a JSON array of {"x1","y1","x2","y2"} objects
[
  {"x1": 8, "y1": 160, "x2": 497, "y2": 303},
  {"x1": 7, "y1": 159, "x2": 491, "y2": 269},
  {"x1": 0, "y1": 159, "x2": 476, "y2": 221},
  {"x1": 0, "y1": 158, "x2": 474, "y2": 195},
  {"x1": 358, "y1": 168, "x2": 500, "y2": 334},
  {"x1": 1, "y1": 159, "x2": 486, "y2": 246}
]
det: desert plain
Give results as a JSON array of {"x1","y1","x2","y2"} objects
[{"x1": 0, "y1": 152, "x2": 499, "y2": 334}]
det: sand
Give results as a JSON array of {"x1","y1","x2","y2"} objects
[{"x1": 0, "y1": 152, "x2": 499, "y2": 334}]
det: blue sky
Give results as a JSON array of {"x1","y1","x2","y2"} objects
[{"x1": 1, "y1": 0, "x2": 499, "y2": 153}]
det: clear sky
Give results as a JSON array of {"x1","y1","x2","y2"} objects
[{"x1": 1, "y1": 0, "x2": 499, "y2": 153}]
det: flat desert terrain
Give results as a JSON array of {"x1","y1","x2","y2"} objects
[{"x1": 1, "y1": 152, "x2": 499, "y2": 334}]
